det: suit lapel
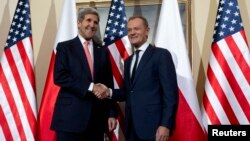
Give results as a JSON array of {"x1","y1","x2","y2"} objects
[
  {"x1": 131, "y1": 45, "x2": 154, "y2": 86},
  {"x1": 92, "y1": 42, "x2": 102, "y2": 80},
  {"x1": 125, "y1": 56, "x2": 133, "y2": 87},
  {"x1": 72, "y1": 37, "x2": 93, "y2": 80}
]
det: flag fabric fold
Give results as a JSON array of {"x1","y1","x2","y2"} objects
[
  {"x1": 37, "y1": 0, "x2": 77, "y2": 140},
  {"x1": 202, "y1": 0, "x2": 250, "y2": 131},
  {"x1": 102, "y1": 0, "x2": 132, "y2": 140},
  {"x1": 155, "y1": 0, "x2": 207, "y2": 141},
  {"x1": 0, "y1": 0, "x2": 37, "y2": 140}
]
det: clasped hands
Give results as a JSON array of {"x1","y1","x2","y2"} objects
[{"x1": 92, "y1": 83, "x2": 110, "y2": 99}]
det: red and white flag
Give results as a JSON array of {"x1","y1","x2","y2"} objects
[
  {"x1": 202, "y1": 0, "x2": 250, "y2": 131},
  {"x1": 0, "y1": 0, "x2": 37, "y2": 140},
  {"x1": 37, "y1": 0, "x2": 77, "y2": 140},
  {"x1": 102, "y1": 0, "x2": 132, "y2": 140},
  {"x1": 155, "y1": 0, "x2": 207, "y2": 140}
]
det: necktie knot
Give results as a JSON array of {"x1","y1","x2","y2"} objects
[
  {"x1": 84, "y1": 41, "x2": 89, "y2": 48},
  {"x1": 135, "y1": 50, "x2": 140, "y2": 55}
]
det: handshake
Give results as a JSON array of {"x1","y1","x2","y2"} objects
[{"x1": 92, "y1": 83, "x2": 110, "y2": 99}]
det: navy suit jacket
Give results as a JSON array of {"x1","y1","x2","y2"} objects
[
  {"x1": 112, "y1": 45, "x2": 178, "y2": 139},
  {"x1": 51, "y1": 36, "x2": 115, "y2": 133}
]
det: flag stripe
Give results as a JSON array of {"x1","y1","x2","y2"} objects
[
  {"x1": 14, "y1": 40, "x2": 37, "y2": 116},
  {"x1": 0, "y1": 86, "x2": 21, "y2": 140},
  {"x1": 109, "y1": 53, "x2": 124, "y2": 88},
  {"x1": 108, "y1": 37, "x2": 131, "y2": 89},
  {"x1": 115, "y1": 103, "x2": 125, "y2": 133},
  {"x1": 232, "y1": 32, "x2": 250, "y2": 84},
  {"x1": 114, "y1": 39, "x2": 130, "y2": 60},
  {"x1": 22, "y1": 37, "x2": 36, "y2": 90},
  {"x1": 226, "y1": 35, "x2": 250, "y2": 85},
  {"x1": 207, "y1": 64, "x2": 239, "y2": 124},
  {"x1": 0, "y1": 77, "x2": 20, "y2": 140},
  {"x1": 5, "y1": 47, "x2": 36, "y2": 136},
  {"x1": 0, "y1": 64, "x2": 26, "y2": 140},
  {"x1": 103, "y1": 0, "x2": 131, "y2": 140},
  {"x1": 209, "y1": 47, "x2": 249, "y2": 124},
  {"x1": 203, "y1": 91, "x2": 221, "y2": 125},
  {"x1": 0, "y1": 0, "x2": 37, "y2": 140},
  {"x1": 202, "y1": 0, "x2": 250, "y2": 132},
  {"x1": 213, "y1": 42, "x2": 250, "y2": 122},
  {"x1": 240, "y1": 30, "x2": 249, "y2": 47},
  {"x1": 222, "y1": 36, "x2": 250, "y2": 99},
  {"x1": 0, "y1": 105, "x2": 13, "y2": 141},
  {"x1": 11, "y1": 49, "x2": 36, "y2": 139}
]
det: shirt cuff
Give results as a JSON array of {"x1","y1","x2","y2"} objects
[
  {"x1": 88, "y1": 82, "x2": 94, "y2": 92},
  {"x1": 108, "y1": 88, "x2": 113, "y2": 99}
]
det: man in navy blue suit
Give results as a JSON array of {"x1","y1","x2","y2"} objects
[
  {"x1": 50, "y1": 8, "x2": 117, "y2": 141},
  {"x1": 96, "y1": 16, "x2": 178, "y2": 141}
]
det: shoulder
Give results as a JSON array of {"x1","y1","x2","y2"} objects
[
  {"x1": 149, "y1": 46, "x2": 173, "y2": 63},
  {"x1": 56, "y1": 36, "x2": 79, "y2": 50},
  {"x1": 58, "y1": 36, "x2": 79, "y2": 46},
  {"x1": 151, "y1": 45, "x2": 171, "y2": 56}
]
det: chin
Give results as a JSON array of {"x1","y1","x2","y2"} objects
[{"x1": 131, "y1": 41, "x2": 138, "y2": 45}]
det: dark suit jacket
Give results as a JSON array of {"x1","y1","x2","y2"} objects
[
  {"x1": 112, "y1": 44, "x2": 178, "y2": 140},
  {"x1": 50, "y1": 36, "x2": 115, "y2": 133}
]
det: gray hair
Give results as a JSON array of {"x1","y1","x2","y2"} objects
[{"x1": 77, "y1": 7, "x2": 100, "y2": 22}]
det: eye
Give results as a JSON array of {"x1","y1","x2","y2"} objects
[
  {"x1": 86, "y1": 18, "x2": 91, "y2": 22},
  {"x1": 134, "y1": 27, "x2": 140, "y2": 31}
]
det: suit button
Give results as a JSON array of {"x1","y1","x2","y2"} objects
[{"x1": 130, "y1": 91, "x2": 134, "y2": 94}]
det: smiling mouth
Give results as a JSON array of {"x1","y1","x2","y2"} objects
[
  {"x1": 86, "y1": 28, "x2": 93, "y2": 33},
  {"x1": 129, "y1": 35, "x2": 137, "y2": 39},
  {"x1": 85, "y1": 28, "x2": 96, "y2": 37}
]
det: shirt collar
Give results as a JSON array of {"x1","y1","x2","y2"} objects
[
  {"x1": 78, "y1": 34, "x2": 93, "y2": 46},
  {"x1": 135, "y1": 42, "x2": 149, "y2": 52}
]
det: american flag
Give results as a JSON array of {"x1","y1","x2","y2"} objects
[
  {"x1": 102, "y1": 0, "x2": 132, "y2": 140},
  {"x1": 202, "y1": 0, "x2": 250, "y2": 131},
  {"x1": 0, "y1": 0, "x2": 37, "y2": 140}
]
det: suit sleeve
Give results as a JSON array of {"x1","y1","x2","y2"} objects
[
  {"x1": 54, "y1": 42, "x2": 90, "y2": 97},
  {"x1": 111, "y1": 59, "x2": 131, "y2": 102},
  {"x1": 158, "y1": 50, "x2": 178, "y2": 130}
]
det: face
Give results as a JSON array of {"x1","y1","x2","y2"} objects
[
  {"x1": 78, "y1": 14, "x2": 99, "y2": 41},
  {"x1": 127, "y1": 18, "x2": 149, "y2": 48}
]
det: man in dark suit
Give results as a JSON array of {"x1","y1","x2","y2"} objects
[
  {"x1": 96, "y1": 16, "x2": 178, "y2": 141},
  {"x1": 50, "y1": 8, "x2": 117, "y2": 141}
]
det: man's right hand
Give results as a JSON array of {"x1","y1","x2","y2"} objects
[{"x1": 92, "y1": 83, "x2": 110, "y2": 99}]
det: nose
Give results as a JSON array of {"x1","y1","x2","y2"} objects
[
  {"x1": 128, "y1": 29, "x2": 135, "y2": 35},
  {"x1": 89, "y1": 21, "x2": 95, "y2": 27},
  {"x1": 90, "y1": 20, "x2": 98, "y2": 28}
]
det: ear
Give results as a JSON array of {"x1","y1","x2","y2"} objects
[
  {"x1": 147, "y1": 27, "x2": 150, "y2": 32},
  {"x1": 77, "y1": 21, "x2": 81, "y2": 27}
]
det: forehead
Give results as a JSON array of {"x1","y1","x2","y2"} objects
[
  {"x1": 128, "y1": 18, "x2": 144, "y2": 27},
  {"x1": 84, "y1": 14, "x2": 99, "y2": 21}
]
